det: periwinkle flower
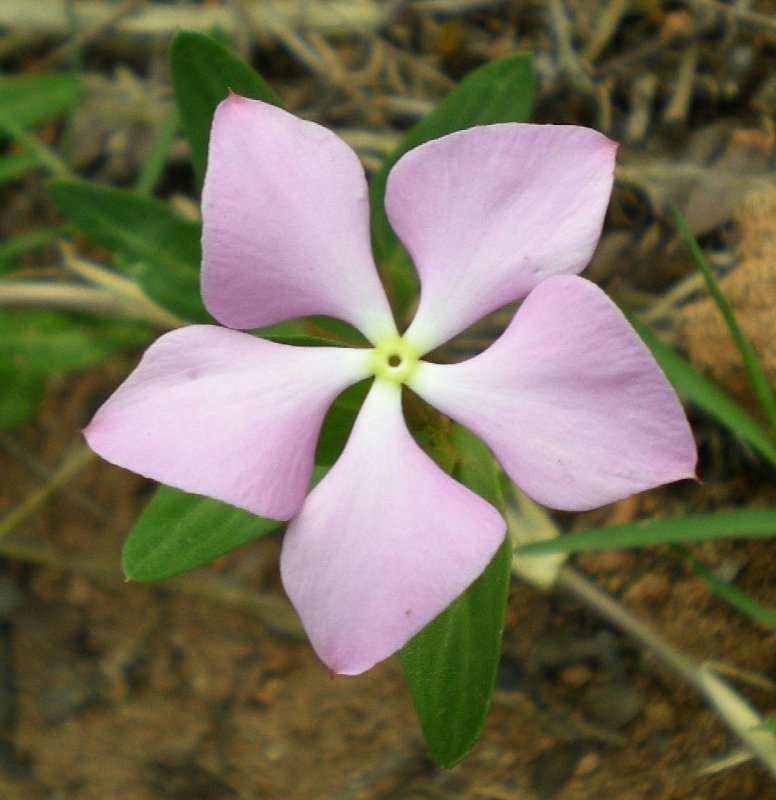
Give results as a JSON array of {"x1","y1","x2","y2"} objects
[{"x1": 84, "y1": 95, "x2": 696, "y2": 675}]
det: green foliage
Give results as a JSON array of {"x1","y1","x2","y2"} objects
[
  {"x1": 514, "y1": 507, "x2": 776, "y2": 556},
  {"x1": 0, "y1": 310, "x2": 148, "y2": 373},
  {"x1": 48, "y1": 180, "x2": 206, "y2": 322},
  {"x1": 673, "y1": 545, "x2": 776, "y2": 630},
  {"x1": 0, "y1": 224, "x2": 71, "y2": 271},
  {"x1": 170, "y1": 31, "x2": 282, "y2": 187},
  {"x1": 758, "y1": 717, "x2": 776, "y2": 734},
  {"x1": 671, "y1": 207, "x2": 776, "y2": 432},
  {"x1": 0, "y1": 73, "x2": 80, "y2": 130},
  {"x1": 123, "y1": 486, "x2": 283, "y2": 581},
  {"x1": 400, "y1": 425, "x2": 511, "y2": 767},
  {"x1": 0, "y1": 367, "x2": 46, "y2": 428},
  {"x1": 369, "y1": 54, "x2": 534, "y2": 321},
  {"x1": 0, "y1": 154, "x2": 41, "y2": 186},
  {"x1": 0, "y1": 310, "x2": 150, "y2": 429},
  {"x1": 632, "y1": 318, "x2": 776, "y2": 471},
  {"x1": 314, "y1": 380, "x2": 370, "y2": 466}
]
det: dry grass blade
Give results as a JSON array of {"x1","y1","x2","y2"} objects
[{"x1": 0, "y1": 0, "x2": 394, "y2": 37}]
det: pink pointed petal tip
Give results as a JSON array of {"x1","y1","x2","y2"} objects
[
  {"x1": 386, "y1": 123, "x2": 617, "y2": 352},
  {"x1": 280, "y1": 380, "x2": 506, "y2": 675},
  {"x1": 201, "y1": 94, "x2": 396, "y2": 343},
  {"x1": 409, "y1": 276, "x2": 697, "y2": 512},
  {"x1": 83, "y1": 326, "x2": 372, "y2": 520}
]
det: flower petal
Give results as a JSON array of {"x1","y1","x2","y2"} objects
[
  {"x1": 202, "y1": 94, "x2": 396, "y2": 343},
  {"x1": 385, "y1": 124, "x2": 617, "y2": 352},
  {"x1": 280, "y1": 379, "x2": 506, "y2": 675},
  {"x1": 84, "y1": 326, "x2": 372, "y2": 520},
  {"x1": 409, "y1": 276, "x2": 697, "y2": 511}
]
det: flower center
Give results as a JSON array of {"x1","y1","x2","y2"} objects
[{"x1": 371, "y1": 336, "x2": 419, "y2": 384}]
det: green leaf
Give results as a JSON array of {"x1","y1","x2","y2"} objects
[
  {"x1": 369, "y1": 54, "x2": 534, "y2": 321},
  {"x1": 0, "y1": 73, "x2": 80, "y2": 129},
  {"x1": 48, "y1": 180, "x2": 206, "y2": 322},
  {"x1": 0, "y1": 310, "x2": 150, "y2": 373},
  {"x1": 631, "y1": 318, "x2": 776, "y2": 471},
  {"x1": 0, "y1": 114, "x2": 71, "y2": 179},
  {"x1": 448, "y1": 424, "x2": 507, "y2": 507},
  {"x1": 673, "y1": 545, "x2": 776, "y2": 630},
  {"x1": 0, "y1": 366, "x2": 46, "y2": 428},
  {"x1": 514, "y1": 507, "x2": 776, "y2": 557},
  {"x1": 401, "y1": 538, "x2": 510, "y2": 767},
  {"x1": 170, "y1": 31, "x2": 282, "y2": 187},
  {"x1": 314, "y1": 380, "x2": 370, "y2": 465},
  {"x1": 758, "y1": 717, "x2": 776, "y2": 734},
  {"x1": 400, "y1": 425, "x2": 510, "y2": 767},
  {"x1": 135, "y1": 106, "x2": 179, "y2": 196},
  {"x1": 0, "y1": 224, "x2": 70, "y2": 269},
  {"x1": 122, "y1": 485, "x2": 283, "y2": 581},
  {"x1": 671, "y1": 207, "x2": 776, "y2": 432},
  {"x1": 0, "y1": 153, "x2": 41, "y2": 185}
]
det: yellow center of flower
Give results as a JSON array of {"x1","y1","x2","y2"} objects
[{"x1": 371, "y1": 336, "x2": 419, "y2": 384}]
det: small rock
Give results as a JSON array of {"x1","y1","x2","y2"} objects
[
  {"x1": 623, "y1": 573, "x2": 671, "y2": 605},
  {"x1": 559, "y1": 664, "x2": 593, "y2": 689},
  {"x1": 582, "y1": 682, "x2": 645, "y2": 730},
  {"x1": 64, "y1": 576, "x2": 94, "y2": 607},
  {"x1": 644, "y1": 700, "x2": 676, "y2": 732},
  {"x1": 575, "y1": 751, "x2": 601, "y2": 776},
  {"x1": 531, "y1": 744, "x2": 580, "y2": 797},
  {"x1": 495, "y1": 654, "x2": 526, "y2": 691},
  {"x1": 264, "y1": 741, "x2": 286, "y2": 761}
]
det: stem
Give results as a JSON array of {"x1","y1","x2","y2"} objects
[
  {"x1": 0, "y1": 538, "x2": 303, "y2": 637},
  {"x1": 558, "y1": 565, "x2": 776, "y2": 778},
  {"x1": 0, "y1": 115, "x2": 71, "y2": 179},
  {"x1": 0, "y1": 280, "x2": 182, "y2": 329},
  {"x1": 0, "y1": 282, "x2": 128, "y2": 315},
  {"x1": 135, "y1": 106, "x2": 178, "y2": 196},
  {"x1": 557, "y1": 566, "x2": 700, "y2": 688},
  {"x1": 64, "y1": 0, "x2": 83, "y2": 75},
  {"x1": 0, "y1": 224, "x2": 71, "y2": 267},
  {"x1": 59, "y1": 244, "x2": 186, "y2": 329},
  {"x1": 0, "y1": 0, "x2": 392, "y2": 37},
  {"x1": 671, "y1": 206, "x2": 776, "y2": 433},
  {"x1": 581, "y1": 0, "x2": 630, "y2": 63},
  {"x1": 0, "y1": 445, "x2": 95, "y2": 543}
]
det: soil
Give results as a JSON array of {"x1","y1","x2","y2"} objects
[{"x1": 2, "y1": 1, "x2": 776, "y2": 798}]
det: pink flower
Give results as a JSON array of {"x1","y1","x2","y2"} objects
[{"x1": 84, "y1": 95, "x2": 696, "y2": 675}]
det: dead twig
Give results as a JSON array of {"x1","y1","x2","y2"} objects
[
  {"x1": 581, "y1": 0, "x2": 631, "y2": 64},
  {"x1": 546, "y1": 0, "x2": 596, "y2": 94},
  {"x1": 0, "y1": 0, "x2": 394, "y2": 38},
  {"x1": 28, "y1": 0, "x2": 144, "y2": 72},
  {"x1": 625, "y1": 73, "x2": 659, "y2": 144},
  {"x1": 0, "y1": 445, "x2": 96, "y2": 543},
  {"x1": 558, "y1": 566, "x2": 776, "y2": 779},
  {"x1": 661, "y1": 43, "x2": 699, "y2": 129},
  {"x1": 0, "y1": 432, "x2": 106, "y2": 519},
  {"x1": 680, "y1": 0, "x2": 776, "y2": 34}
]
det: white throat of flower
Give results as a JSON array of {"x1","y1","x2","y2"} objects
[{"x1": 370, "y1": 336, "x2": 419, "y2": 385}]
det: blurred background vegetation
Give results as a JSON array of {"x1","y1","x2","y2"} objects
[{"x1": 1, "y1": 1, "x2": 776, "y2": 798}]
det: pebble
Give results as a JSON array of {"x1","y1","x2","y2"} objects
[
  {"x1": 531, "y1": 744, "x2": 580, "y2": 797},
  {"x1": 559, "y1": 664, "x2": 593, "y2": 689},
  {"x1": 623, "y1": 573, "x2": 671, "y2": 605},
  {"x1": 582, "y1": 683, "x2": 645, "y2": 730},
  {"x1": 264, "y1": 741, "x2": 286, "y2": 761},
  {"x1": 644, "y1": 700, "x2": 676, "y2": 732},
  {"x1": 575, "y1": 751, "x2": 601, "y2": 776}
]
